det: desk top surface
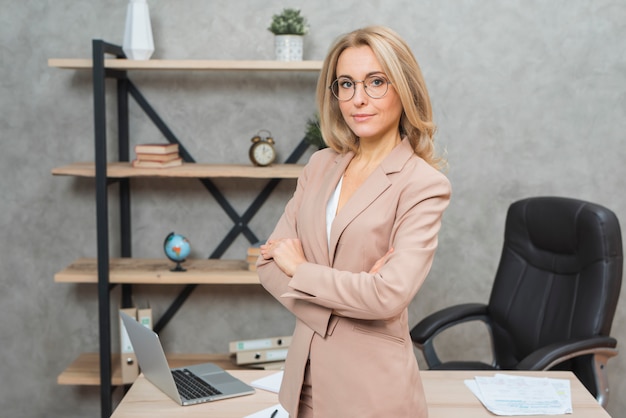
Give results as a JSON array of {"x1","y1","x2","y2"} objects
[{"x1": 111, "y1": 369, "x2": 609, "y2": 418}]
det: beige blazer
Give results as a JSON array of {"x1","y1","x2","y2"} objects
[{"x1": 257, "y1": 138, "x2": 451, "y2": 418}]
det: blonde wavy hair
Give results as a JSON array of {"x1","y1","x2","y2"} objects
[{"x1": 316, "y1": 26, "x2": 445, "y2": 170}]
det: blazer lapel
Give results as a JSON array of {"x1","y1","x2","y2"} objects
[
  {"x1": 328, "y1": 138, "x2": 414, "y2": 265},
  {"x1": 311, "y1": 151, "x2": 353, "y2": 266}
]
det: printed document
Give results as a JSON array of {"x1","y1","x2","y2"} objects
[{"x1": 465, "y1": 373, "x2": 573, "y2": 415}]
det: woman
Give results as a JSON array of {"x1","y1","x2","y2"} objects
[{"x1": 257, "y1": 26, "x2": 451, "y2": 417}]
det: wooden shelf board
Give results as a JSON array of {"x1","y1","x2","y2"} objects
[
  {"x1": 58, "y1": 352, "x2": 245, "y2": 386},
  {"x1": 48, "y1": 58, "x2": 323, "y2": 72},
  {"x1": 55, "y1": 258, "x2": 260, "y2": 284},
  {"x1": 51, "y1": 161, "x2": 303, "y2": 179}
]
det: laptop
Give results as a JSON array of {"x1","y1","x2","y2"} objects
[{"x1": 120, "y1": 311, "x2": 255, "y2": 406}]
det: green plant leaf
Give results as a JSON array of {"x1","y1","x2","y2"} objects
[{"x1": 268, "y1": 8, "x2": 309, "y2": 35}]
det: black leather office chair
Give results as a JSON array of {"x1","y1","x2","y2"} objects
[{"x1": 411, "y1": 196, "x2": 623, "y2": 407}]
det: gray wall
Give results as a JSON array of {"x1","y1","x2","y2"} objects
[{"x1": 1, "y1": 1, "x2": 624, "y2": 416}]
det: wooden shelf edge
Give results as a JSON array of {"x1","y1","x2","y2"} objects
[
  {"x1": 51, "y1": 161, "x2": 303, "y2": 179},
  {"x1": 54, "y1": 258, "x2": 260, "y2": 284},
  {"x1": 58, "y1": 352, "x2": 244, "y2": 386},
  {"x1": 48, "y1": 58, "x2": 323, "y2": 71}
]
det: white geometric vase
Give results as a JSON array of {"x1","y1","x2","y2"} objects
[
  {"x1": 122, "y1": 0, "x2": 154, "y2": 60},
  {"x1": 274, "y1": 35, "x2": 303, "y2": 61}
]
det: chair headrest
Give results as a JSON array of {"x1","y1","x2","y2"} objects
[{"x1": 506, "y1": 196, "x2": 622, "y2": 270}]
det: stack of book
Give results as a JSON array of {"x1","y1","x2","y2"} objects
[
  {"x1": 247, "y1": 243, "x2": 262, "y2": 271},
  {"x1": 132, "y1": 143, "x2": 182, "y2": 168},
  {"x1": 229, "y1": 335, "x2": 292, "y2": 369}
]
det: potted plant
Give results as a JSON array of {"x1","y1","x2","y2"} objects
[
  {"x1": 268, "y1": 8, "x2": 309, "y2": 61},
  {"x1": 304, "y1": 114, "x2": 326, "y2": 149}
]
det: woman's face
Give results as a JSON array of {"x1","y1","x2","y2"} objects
[{"x1": 335, "y1": 45, "x2": 403, "y2": 145}]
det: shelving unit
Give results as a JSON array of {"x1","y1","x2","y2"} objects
[
  {"x1": 50, "y1": 40, "x2": 321, "y2": 417},
  {"x1": 58, "y1": 352, "x2": 243, "y2": 386},
  {"x1": 51, "y1": 161, "x2": 304, "y2": 179},
  {"x1": 54, "y1": 258, "x2": 257, "y2": 284},
  {"x1": 48, "y1": 58, "x2": 323, "y2": 71}
]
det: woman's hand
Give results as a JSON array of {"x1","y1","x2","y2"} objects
[
  {"x1": 260, "y1": 238, "x2": 306, "y2": 277},
  {"x1": 369, "y1": 247, "x2": 394, "y2": 274}
]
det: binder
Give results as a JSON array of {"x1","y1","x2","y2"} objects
[
  {"x1": 229, "y1": 336, "x2": 292, "y2": 353},
  {"x1": 235, "y1": 347, "x2": 289, "y2": 365},
  {"x1": 119, "y1": 307, "x2": 139, "y2": 383},
  {"x1": 137, "y1": 307, "x2": 152, "y2": 329},
  {"x1": 247, "y1": 245, "x2": 262, "y2": 271}
]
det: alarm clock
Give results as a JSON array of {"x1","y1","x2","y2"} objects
[{"x1": 249, "y1": 130, "x2": 277, "y2": 167}]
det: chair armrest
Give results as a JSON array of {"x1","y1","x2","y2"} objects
[
  {"x1": 410, "y1": 303, "x2": 489, "y2": 344},
  {"x1": 410, "y1": 303, "x2": 491, "y2": 368},
  {"x1": 516, "y1": 336, "x2": 618, "y2": 370}
]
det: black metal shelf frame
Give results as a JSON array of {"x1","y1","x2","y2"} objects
[{"x1": 90, "y1": 39, "x2": 311, "y2": 417}]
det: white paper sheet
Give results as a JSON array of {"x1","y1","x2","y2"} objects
[
  {"x1": 244, "y1": 403, "x2": 288, "y2": 418},
  {"x1": 464, "y1": 373, "x2": 573, "y2": 415},
  {"x1": 250, "y1": 371, "x2": 283, "y2": 393}
]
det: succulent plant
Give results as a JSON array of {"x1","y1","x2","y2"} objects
[{"x1": 268, "y1": 8, "x2": 309, "y2": 36}]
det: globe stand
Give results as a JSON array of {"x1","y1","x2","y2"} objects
[
  {"x1": 164, "y1": 232, "x2": 191, "y2": 273},
  {"x1": 170, "y1": 260, "x2": 186, "y2": 272}
]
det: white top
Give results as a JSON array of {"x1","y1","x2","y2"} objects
[{"x1": 326, "y1": 176, "x2": 343, "y2": 249}]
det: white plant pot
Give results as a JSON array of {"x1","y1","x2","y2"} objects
[
  {"x1": 274, "y1": 35, "x2": 303, "y2": 61},
  {"x1": 122, "y1": 0, "x2": 154, "y2": 60}
]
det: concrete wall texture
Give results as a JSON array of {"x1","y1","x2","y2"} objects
[{"x1": 1, "y1": 1, "x2": 624, "y2": 416}]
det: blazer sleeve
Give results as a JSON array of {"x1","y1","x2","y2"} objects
[
  {"x1": 283, "y1": 168, "x2": 451, "y2": 321},
  {"x1": 256, "y1": 154, "x2": 333, "y2": 336}
]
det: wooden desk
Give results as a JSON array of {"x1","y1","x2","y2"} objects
[{"x1": 111, "y1": 370, "x2": 610, "y2": 418}]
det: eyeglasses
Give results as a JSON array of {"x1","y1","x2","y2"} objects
[{"x1": 329, "y1": 75, "x2": 392, "y2": 101}]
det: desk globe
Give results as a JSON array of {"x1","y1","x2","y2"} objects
[{"x1": 163, "y1": 232, "x2": 191, "y2": 272}]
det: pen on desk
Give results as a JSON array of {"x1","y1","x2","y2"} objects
[{"x1": 270, "y1": 409, "x2": 278, "y2": 418}]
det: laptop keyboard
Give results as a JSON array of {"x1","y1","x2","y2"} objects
[{"x1": 172, "y1": 369, "x2": 223, "y2": 400}]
